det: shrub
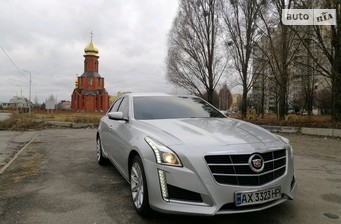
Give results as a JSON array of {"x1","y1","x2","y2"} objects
[{"x1": 0, "y1": 114, "x2": 47, "y2": 131}]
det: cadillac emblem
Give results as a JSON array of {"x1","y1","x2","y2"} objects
[{"x1": 249, "y1": 154, "x2": 264, "y2": 173}]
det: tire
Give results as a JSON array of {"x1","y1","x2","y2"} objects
[
  {"x1": 130, "y1": 156, "x2": 151, "y2": 216},
  {"x1": 96, "y1": 137, "x2": 107, "y2": 165}
]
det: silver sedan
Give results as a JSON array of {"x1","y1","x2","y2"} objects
[{"x1": 96, "y1": 93, "x2": 296, "y2": 216}]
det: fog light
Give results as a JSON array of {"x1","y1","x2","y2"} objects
[{"x1": 158, "y1": 169, "x2": 169, "y2": 201}]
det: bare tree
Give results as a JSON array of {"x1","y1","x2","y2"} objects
[
  {"x1": 293, "y1": 0, "x2": 341, "y2": 121},
  {"x1": 220, "y1": 0, "x2": 266, "y2": 118},
  {"x1": 291, "y1": 39, "x2": 317, "y2": 115},
  {"x1": 252, "y1": 40, "x2": 272, "y2": 118},
  {"x1": 166, "y1": 0, "x2": 227, "y2": 104},
  {"x1": 255, "y1": 0, "x2": 303, "y2": 119},
  {"x1": 332, "y1": 0, "x2": 341, "y2": 121},
  {"x1": 253, "y1": 70, "x2": 270, "y2": 118},
  {"x1": 316, "y1": 88, "x2": 332, "y2": 114}
]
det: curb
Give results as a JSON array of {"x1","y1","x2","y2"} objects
[
  {"x1": 300, "y1": 127, "x2": 341, "y2": 138},
  {"x1": 261, "y1": 125, "x2": 300, "y2": 134},
  {"x1": 261, "y1": 125, "x2": 341, "y2": 138}
]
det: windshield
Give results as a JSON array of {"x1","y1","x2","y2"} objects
[{"x1": 133, "y1": 96, "x2": 225, "y2": 120}]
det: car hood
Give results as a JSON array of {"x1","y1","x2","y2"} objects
[{"x1": 137, "y1": 118, "x2": 281, "y2": 147}]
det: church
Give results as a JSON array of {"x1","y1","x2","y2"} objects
[{"x1": 71, "y1": 37, "x2": 109, "y2": 111}]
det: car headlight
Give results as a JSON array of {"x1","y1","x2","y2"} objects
[{"x1": 145, "y1": 137, "x2": 182, "y2": 167}]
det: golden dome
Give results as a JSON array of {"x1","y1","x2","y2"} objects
[{"x1": 84, "y1": 41, "x2": 99, "y2": 56}]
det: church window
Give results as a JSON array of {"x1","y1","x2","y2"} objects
[{"x1": 88, "y1": 78, "x2": 93, "y2": 86}]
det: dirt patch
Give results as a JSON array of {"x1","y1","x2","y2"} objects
[
  {"x1": 321, "y1": 193, "x2": 341, "y2": 204},
  {"x1": 0, "y1": 142, "x2": 44, "y2": 192}
]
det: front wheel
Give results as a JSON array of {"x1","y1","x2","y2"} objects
[
  {"x1": 130, "y1": 156, "x2": 151, "y2": 216},
  {"x1": 96, "y1": 137, "x2": 107, "y2": 165}
]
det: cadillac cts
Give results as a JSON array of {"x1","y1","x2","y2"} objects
[{"x1": 96, "y1": 93, "x2": 296, "y2": 216}]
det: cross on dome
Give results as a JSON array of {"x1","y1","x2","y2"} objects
[
  {"x1": 84, "y1": 32, "x2": 99, "y2": 56},
  {"x1": 90, "y1": 31, "x2": 94, "y2": 42}
]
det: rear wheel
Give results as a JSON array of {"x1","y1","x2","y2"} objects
[
  {"x1": 96, "y1": 137, "x2": 107, "y2": 165},
  {"x1": 130, "y1": 156, "x2": 151, "y2": 216}
]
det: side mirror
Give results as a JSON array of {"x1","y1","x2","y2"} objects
[{"x1": 108, "y1": 112, "x2": 126, "y2": 121}]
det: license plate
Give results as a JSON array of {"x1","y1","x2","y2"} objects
[{"x1": 235, "y1": 186, "x2": 281, "y2": 207}]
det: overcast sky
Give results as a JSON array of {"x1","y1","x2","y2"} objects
[{"x1": 0, "y1": 0, "x2": 180, "y2": 103}]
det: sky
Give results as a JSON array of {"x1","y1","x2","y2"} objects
[{"x1": 0, "y1": 0, "x2": 180, "y2": 103}]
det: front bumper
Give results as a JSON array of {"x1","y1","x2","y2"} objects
[{"x1": 142, "y1": 150, "x2": 296, "y2": 215}]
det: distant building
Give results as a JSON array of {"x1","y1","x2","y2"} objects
[
  {"x1": 230, "y1": 94, "x2": 241, "y2": 112},
  {"x1": 2, "y1": 96, "x2": 29, "y2": 112},
  {"x1": 56, "y1": 100, "x2": 71, "y2": 111},
  {"x1": 1, "y1": 102, "x2": 16, "y2": 110},
  {"x1": 71, "y1": 37, "x2": 109, "y2": 111}
]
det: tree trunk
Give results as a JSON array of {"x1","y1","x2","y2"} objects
[
  {"x1": 278, "y1": 82, "x2": 287, "y2": 119},
  {"x1": 332, "y1": 2, "x2": 341, "y2": 121},
  {"x1": 261, "y1": 83, "x2": 265, "y2": 118},
  {"x1": 241, "y1": 87, "x2": 248, "y2": 119},
  {"x1": 207, "y1": 88, "x2": 214, "y2": 105},
  {"x1": 332, "y1": 45, "x2": 341, "y2": 121}
]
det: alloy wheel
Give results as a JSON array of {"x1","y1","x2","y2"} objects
[
  {"x1": 96, "y1": 138, "x2": 101, "y2": 162},
  {"x1": 130, "y1": 162, "x2": 144, "y2": 209}
]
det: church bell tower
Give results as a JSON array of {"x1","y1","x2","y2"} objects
[{"x1": 71, "y1": 33, "x2": 109, "y2": 111}]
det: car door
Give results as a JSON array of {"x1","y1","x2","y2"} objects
[
  {"x1": 100, "y1": 98, "x2": 122, "y2": 157},
  {"x1": 105, "y1": 96, "x2": 132, "y2": 177}
]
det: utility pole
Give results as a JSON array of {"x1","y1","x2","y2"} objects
[{"x1": 22, "y1": 70, "x2": 32, "y2": 116}]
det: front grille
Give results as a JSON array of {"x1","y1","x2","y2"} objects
[
  {"x1": 167, "y1": 184, "x2": 203, "y2": 203},
  {"x1": 205, "y1": 149, "x2": 286, "y2": 186}
]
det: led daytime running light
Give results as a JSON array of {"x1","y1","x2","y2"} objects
[
  {"x1": 158, "y1": 169, "x2": 169, "y2": 201},
  {"x1": 145, "y1": 137, "x2": 162, "y2": 163},
  {"x1": 145, "y1": 137, "x2": 182, "y2": 167}
]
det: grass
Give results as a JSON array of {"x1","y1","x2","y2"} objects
[
  {"x1": 0, "y1": 113, "x2": 47, "y2": 131},
  {"x1": 0, "y1": 111, "x2": 104, "y2": 131},
  {"x1": 33, "y1": 112, "x2": 103, "y2": 123},
  {"x1": 230, "y1": 113, "x2": 341, "y2": 129}
]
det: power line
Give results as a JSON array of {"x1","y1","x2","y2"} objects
[{"x1": 0, "y1": 44, "x2": 27, "y2": 80}]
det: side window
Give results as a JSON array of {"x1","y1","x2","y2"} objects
[
  {"x1": 109, "y1": 98, "x2": 122, "y2": 113},
  {"x1": 117, "y1": 97, "x2": 129, "y2": 118}
]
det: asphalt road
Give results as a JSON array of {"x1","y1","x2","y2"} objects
[{"x1": 0, "y1": 129, "x2": 340, "y2": 224}]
